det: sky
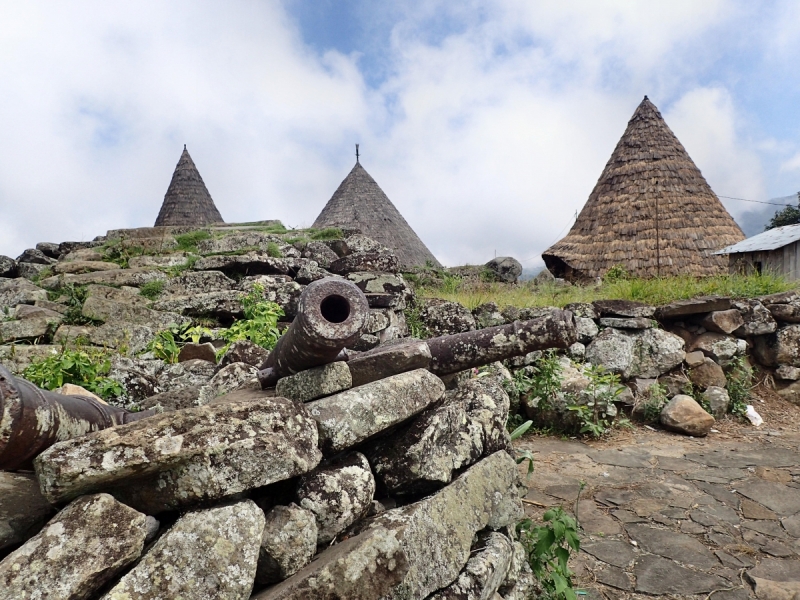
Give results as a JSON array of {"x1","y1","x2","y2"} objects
[{"x1": 2, "y1": 1, "x2": 800, "y2": 267}]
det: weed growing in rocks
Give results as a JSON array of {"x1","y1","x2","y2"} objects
[
  {"x1": 266, "y1": 242, "x2": 283, "y2": 258},
  {"x1": 512, "y1": 351, "x2": 562, "y2": 411},
  {"x1": 139, "y1": 280, "x2": 165, "y2": 301},
  {"x1": 309, "y1": 227, "x2": 343, "y2": 240},
  {"x1": 509, "y1": 419, "x2": 535, "y2": 478},
  {"x1": 175, "y1": 230, "x2": 211, "y2": 253},
  {"x1": 23, "y1": 347, "x2": 124, "y2": 399},
  {"x1": 146, "y1": 324, "x2": 183, "y2": 363},
  {"x1": 726, "y1": 356, "x2": 753, "y2": 417},
  {"x1": 403, "y1": 301, "x2": 430, "y2": 339},
  {"x1": 566, "y1": 365, "x2": 623, "y2": 438},
  {"x1": 639, "y1": 382, "x2": 669, "y2": 423},
  {"x1": 219, "y1": 284, "x2": 283, "y2": 351},
  {"x1": 164, "y1": 254, "x2": 199, "y2": 277},
  {"x1": 517, "y1": 507, "x2": 581, "y2": 600},
  {"x1": 49, "y1": 283, "x2": 94, "y2": 326}
]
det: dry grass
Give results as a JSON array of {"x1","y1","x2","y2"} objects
[{"x1": 413, "y1": 272, "x2": 795, "y2": 310}]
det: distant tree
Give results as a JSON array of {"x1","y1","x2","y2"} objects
[{"x1": 765, "y1": 192, "x2": 800, "y2": 230}]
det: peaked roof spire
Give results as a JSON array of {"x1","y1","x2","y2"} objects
[
  {"x1": 154, "y1": 146, "x2": 224, "y2": 227},
  {"x1": 542, "y1": 96, "x2": 744, "y2": 280},
  {"x1": 312, "y1": 157, "x2": 441, "y2": 268}
]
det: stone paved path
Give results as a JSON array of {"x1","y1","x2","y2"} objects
[{"x1": 517, "y1": 426, "x2": 800, "y2": 599}]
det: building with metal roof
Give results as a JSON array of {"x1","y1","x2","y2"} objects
[{"x1": 716, "y1": 223, "x2": 800, "y2": 279}]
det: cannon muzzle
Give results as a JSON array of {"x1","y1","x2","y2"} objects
[
  {"x1": 0, "y1": 365, "x2": 158, "y2": 471},
  {"x1": 258, "y1": 278, "x2": 369, "y2": 388}
]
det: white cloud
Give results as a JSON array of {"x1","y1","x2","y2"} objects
[{"x1": 780, "y1": 152, "x2": 800, "y2": 173}]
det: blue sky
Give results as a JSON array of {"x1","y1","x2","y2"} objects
[{"x1": 1, "y1": 1, "x2": 800, "y2": 264}]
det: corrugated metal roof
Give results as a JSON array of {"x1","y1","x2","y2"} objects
[{"x1": 715, "y1": 223, "x2": 800, "y2": 254}]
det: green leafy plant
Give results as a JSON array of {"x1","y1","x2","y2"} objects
[
  {"x1": 513, "y1": 351, "x2": 563, "y2": 411},
  {"x1": 765, "y1": 192, "x2": 800, "y2": 230},
  {"x1": 146, "y1": 324, "x2": 183, "y2": 363},
  {"x1": 509, "y1": 419, "x2": 535, "y2": 479},
  {"x1": 726, "y1": 356, "x2": 752, "y2": 417},
  {"x1": 175, "y1": 230, "x2": 211, "y2": 253},
  {"x1": 139, "y1": 280, "x2": 165, "y2": 301},
  {"x1": 603, "y1": 264, "x2": 630, "y2": 282},
  {"x1": 639, "y1": 382, "x2": 668, "y2": 423},
  {"x1": 566, "y1": 364, "x2": 622, "y2": 437},
  {"x1": 219, "y1": 284, "x2": 284, "y2": 351},
  {"x1": 164, "y1": 254, "x2": 199, "y2": 277},
  {"x1": 517, "y1": 507, "x2": 581, "y2": 600},
  {"x1": 182, "y1": 325, "x2": 214, "y2": 344},
  {"x1": 265, "y1": 242, "x2": 283, "y2": 258},
  {"x1": 23, "y1": 348, "x2": 124, "y2": 399},
  {"x1": 48, "y1": 283, "x2": 95, "y2": 326},
  {"x1": 403, "y1": 301, "x2": 430, "y2": 339}
]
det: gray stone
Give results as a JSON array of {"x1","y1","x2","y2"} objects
[
  {"x1": 84, "y1": 283, "x2": 149, "y2": 305},
  {"x1": 297, "y1": 451, "x2": 375, "y2": 544},
  {"x1": 564, "y1": 302, "x2": 597, "y2": 319},
  {"x1": 256, "y1": 504, "x2": 318, "y2": 585},
  {"x1": 776, "y1": 365, "x2": 800, "y2": 380},
  {"x1": 13, "y1": 304, "x2": 64, "y2": 320},
  {"x1": 196, "y1": 231, "x2": 282, "y2": 254},
  {"x1": 689, "y1": 356, "x2": 727, "y2": 390},
  {"x1": 0, "y1": 494, "x2": 146, "y2": 599},
  {"x1": 428, "y1": 531, "x2": 513, "y2": 599},
  {"x1": 484, "y1": 257, "x2": 522, "y2": 283},
  {"x1": 581, "y1": 540, "x2": 637, "y2": 568},
  {"x1": 60, "y1": 248, "x2": 104, "y2": 262},
  {"x1": 634, "y1": 555, "x2": 727, "y2": 595},
  {"x1": 39, "y1": 267, "x2": 167, "y2": 290},
  {"x1": 699, "y1": 309, "x2": 745, "y2": 334},
  {"x1": 595, "y1": 564, "x2": 631, "y2": 591},
  {"x1": 367, "y1": 376, "x2": 509, "y2": 495},
  {"x1": 684, "y1": 350, "x2": 706, "y2": 367},
  {"x1": 655, "y1": 296, "x2": 732, "y2": 319},
  {"x1": 0, "y1": 315, "x2": 61, "y2": 343},
  {"x1": 17, "y1": 247, "x2": 56, "y2": 265},
  {"x1": 178, "y1": 341, "x2": 218, "y2": 363},
  {"x1": 420, "y1": 298, "x2": 476, "y2": 336},
  {"x1": 626, "y1": 523, "x2": 719, "y2": 569},
  {"x1": 575, "y1": 317, "x2": 599, "y2": 344},
  {"x1": 140, "y1": 385, "x2": 204, "y2": 412},
  {"x1": 347, "y1": 338, "x2": 432, "y2": 387},
  {"x1": 472, "y1": 302, "x2": 507, "y2": 329},
  {"x1": 163, "y1": 270, "x2": 236, "y2": 295},
  {"x1": 53, "y1": 260, "x2": 120, "y2": 275},
  {"x1": 103, "y1": 500, "x2": 264, "y2": 600},
  {"x1": 35, "y1": 242, "x2": 60, "y2": 258},
  {"x1": 17, "y1": 262, "x2": 51, "y2": 279},
  {"x1": 567, "y1": 342, "x2": 586, "y2": 360},
  {"x1": 276, "y1": 361, "x2": 352, "y2": 402},
  {"x1": 766, "y1": 301, "x2": 800, "y2": 323},
  {"x1": 746, "y1": 558, "x2": 800, "y2": 599},
  {"x1": 703, "y1": 386, "x2": 730, "y2": 419},
  {"x1": 585, "y1": 327, "x2": 635, "y2": 376},
  {"x1": 81, "y1": 295, "x2": 189, "y2": 330},
  {"x1": 239, "y1": 277, "x2": 304, "y2": 318},
  {"x1": 0, "y1": 279, "x2": 48, "y2": 310},
  {"x1": 153, "y1": 290, "x2": 244, "y2": 318},
  {"x1": 691, "y1": 332, "x2": 745, "y2": 365},
  {"x1": 592, "y1": 299, "x2": 655, "y2": 318},
  {"x1": 346, "y1": 272, "x2": 412, "y2": 309},
  {"x1": 301, "y1": 241, "x2": 339, "y2": 268},
  {"x1": 355, "y1": 451, "x2": 522, "y2": 600},
  {"x1": 156, "y1": 359, "x2": 216, "y2": 392},
  {"x1": 586, "y1": 327, "x2": 684, "y2": 379},
  {"x1": 219, "y1": 339, "x2": 271, "y2": 367},
  {"x1": 754, "y1": 324, "x2": 800, "y2": 367},
  {"x1": 251, "y1": 525, "x2": 408, "y2": 600},
  {"x1": 0, "y1": 471, "x2": 55, "y2": 551},
  {"x1": 0, "y1": 255, "x2": 17, "y2": 278},
  {"x1": 660, "y1": 395, "x2": 715, "y2": 436},
  {"x1": 196, "y1": 361, "x2": 259, "y2": 404},
  {"x1": 733, "y1": 299, "x2": 778, "y2": 336},
  {"x1": 127, "y1": 253, "x2": 191, "y2": 268},
  {"x1": 599, "y1": 317, "x2": 655, "y2": 329},
  {"x1": 736, "y1": 479, "x2": 800, "y2": 516},
  {"x1": 306, "y1": 368, "x2": 445, "y2": 455},
  {"x1": 294, "y1": 261, "x2": 330, "y2": 284},
  {"x1": 776, "y1": 380, "x2": 800, "y2": 406},
  {"x1": 329, "y1": 251, "x2": 399, "y2": 275},
  {"x1": 34, "y1": 396, "x2": 322, "y2": 512}
]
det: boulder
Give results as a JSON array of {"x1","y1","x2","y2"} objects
[
  {"x1": 699, "y1": 309, "x2": 745, "y2": 335},
  {"x1": 251, "y1": 526, "x2": 408, "y2": 600},
  {"x1": 776, "y1": 381, "x2": 800, "y2": 406},
  {"x1": 196, "y1": 361, "x2": 259, "y2": 404},
  {"x1": 156, "y1": 359, "x2": 216, "y2": 392},
  {"x1": 575, "y1": 317, "x2": 599, "y2": 344},
  {"x1": 703, "y1": 386, "x2": 730, "y2": 419},
  {"x1": 655, "y1": 296, "x2": 732, "y2": 319},
  {"x1": 275, "y1": 361, "x2": 352, "y2": 403},
  {"x1": 301, "y1": 241, "x2": 339, "y2": 268},
  {"x1": 60, "y1": 247, "x2": 104, "y2": 262},
  {"x1": 586, "y1": 327, "x2": 684, "y2": 379},
  {"x1": 127, "y1": 253, "x2": 191, "y2": 269},
  {"x1": 178, "y1": 341, "x2": 218, "y2": 363},
  {"x1": 564, "y1": 302, "x2": 597, "y2": 319},
  {"x1": 81, "y1": 295, "x2": 189, "y2": 330},
  {"x1": 472, "y1": 302, "x2": 507, "y2": 329},
  {"x1": 153, "y1": 290, "x2": 244, "y2": 318},
  {"x1": 192, "y1": 252, "x2": 308, "y2": 277},
  {"x1": 34, "y1": 396, "x2": 322, "y2": 511},
  {"x1": 219, "y1": 339, "x2": 271, "y2": 367},
  {"x1": 355, "y1": 451, "x2": 523, "y2": 600},
  {"x1": 0, "y1": 471, "x2": 55, "y2": 551},
  {"x1": 16, "y1": 247, "x2": 56, "y2": 265},
  {"x1": 766, "y1": 301, "x2": 800, "y2": 323},
  {"x1": 305, "y1": 368, "x2": 445, "y2": 455},
  {"x1": 775, "y1": 365, "x2": 800, "y2": 381},
  {"x1": 88, "y1": 322, "x2": 154, "y2": 355},
  {"x1": 420, "y1": 298, "x2": 476, "y2": 336},
  {"x1": 753, "y1": 325, "x2": 800, "y2": 367},
  {"x1": 294, "y1": 261, "x2": 330, "y2": 284},
  {"x1": 688, "y1": 357, "x2": 727, "y2": 390},
  {"x1": 347, "y1": 338, "x2": 432, "y2": 387},
  {"x1": 329, "y1": 252, "x2": 399, "y2": 275},
  {"x1": 53, "y1": 260, "x2": 120, "y2": 275},
  {"x1": 660, "y1": 395, "x2": 715, "y2": 436},
  {"x1": 428, "y1": 532, "x2": 514, "y2": 600},
  {"x1": 13, "y1": 304, "x2": 64, "y2": 320},
  {"x1": 367, "y1": 376, "x2": 510, "y2": 495},
  {"x1": 484, "y1": 257, "x2": 522, "y2": 283},
  {"x1": 39, "y1": 267, "x2": 167, "y2": 290},
  {"x1": 592, "y1": 299, "x2": 655, "y2": 318},
  {"x1": 690, "y1": 332, "x2": 745, "y2": 365},
  {"x1": 0, "y1": 494, "x2": 146, "y2": 599},
  {"x1": 0, "y1": 315, "x2": 61, "y2": 343},
  {"x1": 346, "y1": 272, "x2": 412, "y2": 309},
  {"x1": 103, "y1": 500, "x2": 264, "y2": 600},
  {"x1": 297, "y1": 452, "x2": 376, "y2": 544},
  {"x1": 0, "y1": 279, "x2": 48, "y2": 310},
  {"x1": 684, "y1": 350, "x2": 706, "y2": 368},
  {"x1": 196, "y1": 232, "x2": 282, "y2": 255},
  {"x1": 256, "y1": 504, "x2": 318, "y2": 585},
  {"x1": 163, "y1": 270, "x2": 236, "y2": 295},
  {"x1": 0, "y1": 255, "x2": 17, "y2": 278},
  {"x1": 35, "y1": 242, "x2": 61, "y2": 258}
]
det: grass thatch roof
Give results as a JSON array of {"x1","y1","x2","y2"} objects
[
  {"x1": 154, "y1": 146, "x2": 224, "y2": 227},
  {"x1": 542, "y1": 96, "x2": 744, "y2": 281},
  {"x1": 313, "y1": 158, "x2": 441, "y2": 268}
]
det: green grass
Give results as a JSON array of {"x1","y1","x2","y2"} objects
[
  {"x1": 175, "y1": 230, "x2": 212, "y2": 252},
  {"x1": 413, "y1": 272, "x2": 795, "y2": 310},
  {"x1": 309, "y1": 227, "x2": 343, "y2": 240},
  {"x1": 139, "y1": 280, "x2": 165, "y2": 301}
]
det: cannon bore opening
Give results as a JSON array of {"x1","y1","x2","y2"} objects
[{"x1": 320, "y1": 294, "x2": 350, "y2": 323}]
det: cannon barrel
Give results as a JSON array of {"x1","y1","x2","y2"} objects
[
  {"x1": 426, "y1": 309, "x2": 576, "y2": 375},
  {"x1": 0, "y1": 365, "x2": 159, "y2": 471},
  {"x1": 258, "y1": 278, "x2": 370, "y2": 388}
]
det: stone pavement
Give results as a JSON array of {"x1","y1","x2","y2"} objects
[{"x1": 517, "y1": 428, "x2": 800, "y2": 599}]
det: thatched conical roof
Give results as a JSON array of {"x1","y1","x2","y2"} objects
[
  {"x1": 313, "y1": 157, "x2": 441, "y2": 268},
  {"x1": 154, "y1": 146, "x2": 223, "y2": 227},
  {"x1": 542, "y1": 96, "x2": 744, "y2": 280}
]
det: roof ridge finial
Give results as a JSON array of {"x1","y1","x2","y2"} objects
[
  {"x1": 183, "y1": 144, "x2": 187, "y2": 150},
  {"x1": 355, "y1": 143, "x2": 360, "y2": 164},
  {"x1": 643, "y1": 95, "x2": 649, "y2": 101}
]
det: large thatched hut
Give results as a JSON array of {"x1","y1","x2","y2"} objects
[
  {"x1": 313, "y1": 151, "x2": 441, "y2": 268},
  {"x1": 154, "y1": 146, "x2": 224, "y2": 227},
  {"x1": 542, "y1": 96, "x2": 744, "y2": 281}
]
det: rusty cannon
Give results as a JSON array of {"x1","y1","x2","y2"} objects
[
  {"x1": 258, "y1": 277, "x2": 370, "y2": 388},
  {"x1": 0, "y1": 365, "x2": 159, "y2": 471}
]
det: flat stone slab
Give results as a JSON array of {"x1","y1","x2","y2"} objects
[
  {"x1": 347, "y1": 338, "x2": 431, "y2": 387},
  {"x1": 626, "y1": 524, "x2": 719, "y2": 569},
  {"x1": 634, "y1": 555, "x2": 728, "y2": 595},
  {"x1": 592, "y1": 299, "x2": 655, "y2": 318},
  {"x1": 588, "y1": 449, "x2": 653, "y2": 468},
  {"x1": 275, "y1": 361, "x2": 352, "y2": 403},
  {"x1": 581, "y1": 540, "x2": 637, "y2": 568},
  {"x1": 0, "y1": 471, "x2": 55, "y2": 551},
  {"x1": 655, "y1": 296, "x2": 732, "y2": 319},
  {"x1": 598, "y1": 317, "x2": 655, "y2": 329},
  {"x1": 736, "y1": 478, "x2": 800, "y2": 516},
  {"x1": 685, "y1": 447, "x2": 800, "y2": 468},
  {"x1": 684, "y1": 467, "x2": 749, "y2": 484}
]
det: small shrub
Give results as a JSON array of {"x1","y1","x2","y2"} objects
[
  {"x1": 219, "y1": 284, "x2": 284, "y2": 351},
  {"x1": 146, "y1": 324, "x2": 183, "y2": 363},
  {"x1": 726, "y1": 356, "x2": 752, "y2": 417},
  {"x1": 23, "y1": 348, "x2": 124, "y2": 400},
  {"x1": 139, "y1": 280, "x2": 165, "y2": 301},
  {"x1": 514, "y1": 351, "x2": 563, "y2": 411},
  {"x1": 566, "y1": 364, "x2": 623, "y2": 437},
  {"x1": 52, "y1": 283, "x2": 94, "y2": 326},
  {"x1": 640, "y1": 382, "x2": 668, "y2": 423},
  {"x1": 403, "y1": 301, "x2": 430, "y2": 339},
  {"x1": 175, "y1": 230, "x2": 211, "y2": 253},
  {"x1": 309, "y1": 227, "x2": 343, "y2": 240},
  {"x1": 266, "y1": 242, "x2": 283, "y2": 258},
  {"x1": 517, "y1": 507, "x2": 581, "y2": 600},
  {"x1": 603, "y1": 264, "x2": 630, "y2": 282}
]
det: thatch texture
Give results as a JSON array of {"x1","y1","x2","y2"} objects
[
  {"x1": 542, "y1": 97, "x2": 744, "y2": 281},
  {"x1": 313, "y1": 160, "x2": 441, "y2": 268},
  {"x1": 154, "y1": 146, "x2": 224, "y2": 227}
]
